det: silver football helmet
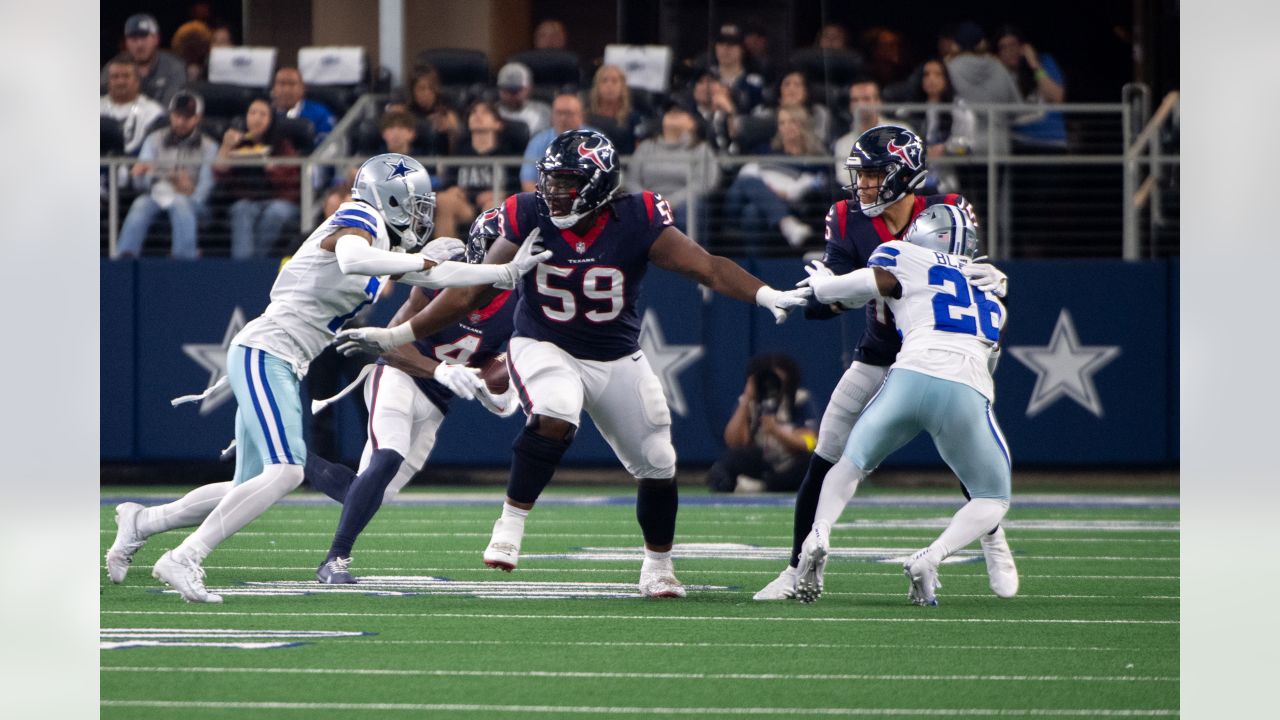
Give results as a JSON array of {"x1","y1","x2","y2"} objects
[
  {"x1": 903, "y1": 204, "x2": 980, "y2": 258},
  {"x1": 351, "y1": 153, "x2": 436, "y2": 252}
]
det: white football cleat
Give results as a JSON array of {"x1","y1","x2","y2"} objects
[
  {"x1": 483, "y1": 517, "x2": 524, "y2": 571},
  {"x1": 752, "y1": 565, "x2": 798, "y2": 601},
  {"x1": 639, "y1": 557, "x2": 686, "y2": 598},
  {"x1": 152, "y1": 549, "x2": 222, "y2": 603},
  {"x1": 903, "y1": 549, "x2": 941, "y2": 607},
  {"x1": 105, "y1": 502, "x2": 147, "y2": 584},
  {"x1": 981, "y1": 526, "x2": 1019, "y2": 598},
  {"x1": 795, "y1": 525, "x2": 829, "y2": 604}
]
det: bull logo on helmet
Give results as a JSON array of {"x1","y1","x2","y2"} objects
[
  {"x1": 885, "y1": 136, "x2": 923, "y2": 170},
  {"x1": 577, "y1": 137, "x2": 616, "y2": 172}
]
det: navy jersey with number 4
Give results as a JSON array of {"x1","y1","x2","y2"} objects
[
  {"x1": 376, "y1": 288, "x2": 516, "y2": 413},
  {"x1": 499, "y1": 191, "x2": 673, "y2": 361},
  {"x1": 812, "y1": 193, "x2": 975, "y2": 366}
]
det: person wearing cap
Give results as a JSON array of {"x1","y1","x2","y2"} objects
[
  {"x1": 101, "y1": 13, "x2": 188, "y2": 107},
  {"x1": 496, "y1": 62, "x2": 551, "y2": 137},
  {"x1": 101, "y1": 55, "x2": 167, "y2": 156},
  {"x1": 709, "y1": 23, "x2": 765, "y2": 116},
  {"x1": 114, "y1": 92, "x2": 218, "y2": 260}
]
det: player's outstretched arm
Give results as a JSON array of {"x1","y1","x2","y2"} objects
[
  {"x1": 320, "y1": 227, "x2": 440, "y2": 277},
  {"x1": 799, "y1": 261, "x2": 900, "y2": 308},
  {"x1": 649, "y1": 227, "x2": 810, "y2": 324},
  {"x1": 396, "y1": 229, "x2": 551, "y2": 290}
]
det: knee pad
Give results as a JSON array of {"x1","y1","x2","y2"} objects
[
  {"x1": 638, "y1": 434, "x2": 677, "y2": 479},
  {"x1": 815, "y1": 363, "x2": 888, "y2": 461}
]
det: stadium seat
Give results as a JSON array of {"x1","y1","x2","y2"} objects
[
  {"x1": 415, "y1": 48, "x2": 491, "y2": 87},
  {"x1": 304, "y1": 84, "x2": 357, "y2": 118},
  {"x1": 186, "y1": 81, "x2": 259, "y2": 122},
  {"x1": 508, "y1": 49, "x2": 582, "y2": 88}
]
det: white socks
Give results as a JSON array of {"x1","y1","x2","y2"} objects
[
  {"x1": 501, "y1": 502, "x2": 530, "y2": 523},
  {"x1": 136, "y1": 481, "x2": 233, "y2": 538},
  {"x1": 813, "y1": 456, "x2": 868, "y2": 531},
  {"x1": 175, "y1": 464, "x2": 304, "y2": 560},
  {"x1": 923, "y1": 498, "x2": 1010, "y2": 564}
]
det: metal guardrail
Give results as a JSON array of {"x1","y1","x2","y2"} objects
[{"x1": 100, "y1": 97, "x2": 1179, "y2": 260}]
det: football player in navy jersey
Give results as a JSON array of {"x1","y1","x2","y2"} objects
[
  {"x1": 307, "y1": 209, "x2": 520, "y2": 583},
  {"x1": 336, "y1": 130, "x2": 811, "y2": 597},
  {"x1": 751, "y1": 125, "x2": 1019, "y2": 602}
]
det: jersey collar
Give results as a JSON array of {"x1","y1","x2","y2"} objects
[
  {"x1": 871, "y1": 196, "x2": 927, "y2": 243},
  {"x1": 558, "y1": 211, "x2": 611, "y2": 254}
]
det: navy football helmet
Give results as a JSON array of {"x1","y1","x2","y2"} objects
[
  {"x1": 536, "y1": 130, "x2": 622, "y2": 229},
  {"x1": 464, "y1": 206, "x2": 505, "y2": 264},
  {"x1": 843, "y1": 125, "x2": 928, "y2": 218}
]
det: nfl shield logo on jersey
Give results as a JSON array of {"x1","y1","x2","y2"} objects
[
  {"x1": 469, "y1": 311, "x2": 483, "y2": 324},
  {"x1": 575, "y1": 241, "x2": 587, "y2": 253}
]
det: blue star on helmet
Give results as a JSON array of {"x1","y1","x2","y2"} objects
[{"x1": 384, "y1": 158, "x2": 414, "y2": 180}]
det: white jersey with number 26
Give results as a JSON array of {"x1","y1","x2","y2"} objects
[
  {"x1": 869, "y1": 240, "x2": 1006, "y2": 401},
  {"x1": 233, "y1": 201, "x2": 392, "y2": 377}
]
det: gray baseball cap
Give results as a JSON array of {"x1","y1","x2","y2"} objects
[{"x1": 125, "y1": 13, "x2": 160, "y2": 37}]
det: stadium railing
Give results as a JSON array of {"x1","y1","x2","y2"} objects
[{"x1": 100, "y1": 96, "x2": 1179, "y2": 260}]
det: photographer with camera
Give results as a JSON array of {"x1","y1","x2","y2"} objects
[{"x1": 707, "y1": 353, "x2": 818, "y2": 493}]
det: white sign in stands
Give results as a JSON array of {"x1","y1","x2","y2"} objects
[
  {"x1": 208, "y1": 47, "x2": 278, "y2": 88},
  {"x1": 298, "y1": 46, "x2": 365, "y2": 86},
  {"x1": 603, "y1": 44, "x2": 673, "y2": 94}
]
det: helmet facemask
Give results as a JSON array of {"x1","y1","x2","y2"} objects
[
  {"x1": 538, "y1": 171, "x2": 596, "y2": 229},
  {"x1": 387, "y1": 190, "x2": 436, "y2": 252}
]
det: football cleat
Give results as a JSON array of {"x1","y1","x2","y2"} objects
[
  {"x1": 639, "y1": 557, "x2": 686, "y2": 598},
  {"x1": 795, "y1": 525, "x2": 830, "y2": 603},
  {"x1": 981, "y1": 526, "x2": 1019, "y2": 598},
  {"x1": 482, "y1": 517, "x2": 524, "y2": 571},
  {"x1": 752, "y1": 566, "x2": 799, "y2": 601},
  {"x1": 152, "y1": 549, "x2": 222, "y2": 603},
  {"x1": 903, "y1": 549, "x2": 941, "y2": 607},
  {"x1": 105, "y1": 502, "x2": 147, "y2": 584},
  {"x1": 316, "y1": 556, "x2": 356, "y2": 584}
]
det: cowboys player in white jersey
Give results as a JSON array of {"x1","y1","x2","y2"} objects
[
  {"x1": 105, "y1": 154, "x2": 551, "y2": 602},
  {"x1": 794, "y1": 204, "x2": 1012, "y2": 606}
]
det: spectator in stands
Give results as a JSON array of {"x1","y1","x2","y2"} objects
[
  {"x1": 271, "y1": 67, "x2": 335, "y2": 148},
  {"x1": 171, "y1": 20, "x2": 212, "y2": 83},
  {"x1": 375, "y1": 109, "x2": 427, "y2": 156},
  {"x1": 520, "y1": 93, "x2": 590, "y2": 192},
  {"x1": 533, "y1": 18, "x2": 568, "y2": 50},
  {"x1": 627, "y1": 100, "x2": 721, "y2": 241},
  {"x1": 861, "y1": 27, "x2": 910, "y2": 89},
  {"x1": 830, "y1": 79, "x2": 913, "y2": 178},
  {"x1": 586, "y1": 64, "x2": 647, "y2": 153},
  {"x1": 936, "y1": 24, "x2": 961, "y2": 60},
  {"x1": 101, "y1": 56, "x2": 166, "y2": 156},
  {"x1": 946, "y1": 21, "x2": 1022, "y2": 155},
  {"x1": 442, "y1": 100, "x2": 521, "y2": 216},
  {"x1": 707, "y1": 353, "x2": 817, "y2": 494},
  {"x1": 216, "y1": 98, "x2": 302, "y2": 259},
  {"x1": 690, "y1": 69, "x2": 736, "y2": 153},
  {"x1": 210, "y1": 23, "x2": 234, "y2": 48},
  {"x1": 895, "y1": 59, "x2": 975, "y2": 194},
  {"x1": 815, "y1": 23, "x2": 850, "y2": 51},
  {"x1": 396, "y1": 65, "x2": 461, "y2": 156},
  {"x1": 996, "y1": 26, "x2": 1068, "y2": 152},
  {"x1": 114, "y1": 92, "x2": 217, "y2": 260},
  {"x1": 725, "y1": 106, "x2": 828, "y2": 250},
  {"x1": 742, "y1": 21, "x2": 776, "y2": 82},
  {"x1": 710, "y1": 24, "x2": 765, "y2": 116},
  {"x1": 496, "y1": 62, "x2": 551, "y2": 137},
  {"x1": 755, "y1": 71, "x2": 830, "y2": 145},
  {"x1": 102, "y1": 14, "x2": 187, "y2": 107}
]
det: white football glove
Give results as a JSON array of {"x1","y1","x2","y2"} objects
[
  {"x1": 961, "y1": 257, "x2": 1008, "y2": 298},
  {"x1": 422, "y1": 236, "x2": 466, "y2": 265},
  {"x1": 755, "y1": 285, "x2": 812, "y2": 324},
  {"x1": 433, "y1": 362, "x2": 486, "y2": 401},
  {"x1": 476, "y1": 384, "x2": 519, "y2": 417},
  {"x1": 334, "y1": 323, "x2": 414, "y2": 356},
  {"x1": 495, "y1": 228, "x2": 552, "y2": 290},
  {"x1": 795, "y1": 259, "x2": 834, "y2": 289}
]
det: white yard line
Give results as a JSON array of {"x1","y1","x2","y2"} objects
[
  {"x1": 157, "y1": 547, "x2": 1177, "y2": 561},
  {"x1": 98, "y1": 700, "x2": 1180, "y2": 717},
  {"x1": 100, "y1": 610, "x2": 1178, "y2": 625},
  {"x1": 349, "y1": 639, "x2": 1135, "y2": 652},
  {"x1": 97, "y1": 530, "x2": 1180, "y2": 543}
]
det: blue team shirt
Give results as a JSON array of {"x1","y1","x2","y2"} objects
[
  {"x1": 811, "y1": 193, "x2": 971, "y2": 366},
  {"x1": 500, "y1": 191, "x2": 673, "y2": 361},
  {"x1": 376, "y1": 288, "x2": 516, "y2": 413}
]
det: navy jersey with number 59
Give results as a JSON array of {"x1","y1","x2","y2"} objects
[
  {"x1": 811, "y1": 193, "x2": 976, "y2": 366},
  {"x1": 499, "y1": 191, "x2": 673, "y2": 361}
]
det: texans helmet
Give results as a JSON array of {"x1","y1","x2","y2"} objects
[
  {"x1": 903, "y1": 203, "x2": 981, "y2": 258},
  {"x1": 464, "y1": 206, "x2": 505, "y2": 264},
  {"x1": 535, "y1": 130, "x2": 622, "y2": 229},
  {"x1": 351, "y1": 153, "x2": 436, "y2": 251},
  {"x1": 843, "y1": 125, "x2": 928, "y2": 217}
]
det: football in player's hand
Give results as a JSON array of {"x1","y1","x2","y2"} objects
[{"x1": 480, "y1": 353, "x2": 510, "y2": 394}]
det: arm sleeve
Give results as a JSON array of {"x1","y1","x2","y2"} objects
[
  {"x1": 334, "y1": 234, "x2": 426, "y2": 276},
  {"x1": 397, "y1": 260, "x2": 511, "y2": 289},
  {"x1": 812, "y1": 267, "x2": 880, "y2": 308},
  {"x1": 193, "y1": 140, "x2": 218, "y2": 206}
]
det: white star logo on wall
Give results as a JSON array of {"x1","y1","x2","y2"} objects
[
  {"x1": 1007, "y1": 308, "x2": 1121, "y2": 418},
  {"x1": 180, "y1": 307, "x2": 246, "y2": 415},
  {"x1": 637, "y1": 310, "x2": 703, "y2": 417}
]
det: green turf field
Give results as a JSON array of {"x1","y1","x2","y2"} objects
[{"x1": 100, "y1": 486, "x2": 1179, "y2": 718}]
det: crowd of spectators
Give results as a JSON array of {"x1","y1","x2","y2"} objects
[{"x1": 102, "y1": 11, "x2": 1070, "y2": 259}]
